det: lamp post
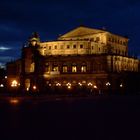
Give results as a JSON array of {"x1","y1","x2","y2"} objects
[{"x1": 106, "y1": 82, "x2": 111, "y2": 94}]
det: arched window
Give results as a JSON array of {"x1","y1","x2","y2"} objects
[
  {"x1": 62, "y1": 63, "x2": 68, "y2": 72},
  {"x1": 30, "y1": 63, "x2": 35, "y2": 72},
  {"x1": 72, "y1": 63, "x2": 77, "y2": 72},
  {"x1": 52, "y1": 63, "x2": 59, "y2": 71},
  {"x1": 81, "y1": 62, "x2": 87, "y2": 72}
]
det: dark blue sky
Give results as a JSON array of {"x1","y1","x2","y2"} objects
[{"x1": 0, "y1": 0, "x2": 140, "y2": 67}]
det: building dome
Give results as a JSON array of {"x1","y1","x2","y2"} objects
[{"x1": 29, "y1": 32, "x2": 40, "y2": 46}]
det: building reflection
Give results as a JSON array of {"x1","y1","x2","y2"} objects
[{"x1": 9, "y1": 98, "x2": 19, "y2": 105}]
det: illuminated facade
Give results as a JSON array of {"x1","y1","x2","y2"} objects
[
  {"x1": 40, "y1": 26, "x2": 128, "y2": 56},
  {"x1": 6, "y1": 26, "x2": 140, "y2": 93}
]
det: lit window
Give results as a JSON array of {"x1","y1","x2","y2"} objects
[
  {"x1": 53, "y1": 66, "x2": 59, "y2": 71},
  {"x1": 72, "y1": 66, "x2": 77, "y2": 72},
  {"x1": 30, "y1": 63, "x2": 35, "y2": 72},
  {"x1": 81, "y1": 66, "x2": 86, "y2": 72},
  {"x1": 63, "y1": 66, "x2": 68, "y2": 72}
]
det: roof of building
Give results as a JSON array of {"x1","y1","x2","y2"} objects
[{"x1": 58, "y1": 26, "x2": 106, "y2": 39}]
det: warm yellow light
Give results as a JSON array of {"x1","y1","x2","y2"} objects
[
  {"x1": 33, "y1": 85, "x2": 37, "y2": 90},
  {"x1": 56, "y1": 83, "x2": 61, "y2": 86},
  {"x1": 68, "y1": 86, "x2": 71, "y2": 89},
  {"x1": 26, "y1": 87, "x2": 29, "y2": 91},
  {"x1": 11, "y1": 80, "x2": 18, "y2": 87},
  {"x1": 78, "y1": 82, "x2": 82, "y2": 86},
  {"x1": 66, "y1": 83, "x2": 72, "y2": 89},
  {"x1": 88, "y1": 82, "x2": 92, "y2": 86},
  {"x1": 93, "y1": 85, "x2": 97, "y2": 89},
  {"x1": 120, "y1": 84, "x2": 123, "y2": 87},
  {"x1": 66, "y1": 82, "x2": 71, "y2": 86},
  {"x1": 10, "y1": 98, "x2": 19, "y2": 105},
  {"x1": 106, "y1": 82, "x2": 111, "y2": 86},
  {"x1": 0, "y1": 84, "x2": 4, "y2": 87}
]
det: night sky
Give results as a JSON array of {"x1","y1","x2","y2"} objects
[{"x1": 0, "y1": 0, "x2": 140, "y2": 67}]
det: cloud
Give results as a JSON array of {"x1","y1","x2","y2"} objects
[{"x1": 0, "y1": 46, "x2": 12, "y2": 52}]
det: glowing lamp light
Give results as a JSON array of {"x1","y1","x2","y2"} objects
[
  {"x1": 78, "y1": 82, "x2": 82, "y2": 86},
  {"x1": 0, "y1": 84, "x2": 4, "y2": 87},
  {"x1": 33, "y1": 85, "x2": 37, "y2": 90},
  {"x1": 10, "y1": 98, "x2": 19, "y2": 105},
  {"x1": 88, "y1": 82, "x2": 93, "y2": 86},
  {"x1": 93, "y1": 85, "x2": 97, "y2": 89},
  {"x1": 66, "y1": 82, "x2": 71, "y2": 86},
  {"x1": 56, "y1": 83, "x2": 61, "y2": 86},
  {"x1": 66, "y1": 83, "x2": 71, "y2": 89},
  {"x1": 11, "y1": 80, "x2": 18, "y2": 87},
  {"x1": 67, "y1": 86, "x2": 71, "y2": 89},
  {"x1": 120, "y1": 84, "x2": 123, "y2": 87},
  {"x1": 26, "y1": 87, "x2": 29, "y2": 91},
  {"x1": 106, "y1": 82, "x2": 111, "y2": 86}
]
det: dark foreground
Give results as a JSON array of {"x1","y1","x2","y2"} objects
[{"x1": 0, "y1": 94, "x2": 140, "y2": 140}]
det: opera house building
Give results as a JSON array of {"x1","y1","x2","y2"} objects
[{"x1": 6, "y1": 26, "x2": 140, "y2": 93}]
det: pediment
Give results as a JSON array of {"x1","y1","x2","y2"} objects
[{"x1": 58, "y1": 26, "x2": 106, "y2": 39}]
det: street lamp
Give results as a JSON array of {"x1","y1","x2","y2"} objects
[
  {"x1": 0, "y1": 84, "x2": 4, "y2": 88},
  {"x1": 106, "y1": 82, "x2": 111, "y2": 94},
  {"x1": 33, "y1": 85, "x2": 37, "y2": 90},
  {"x1": 120, "y1": 83, "x2": 123, "y2": 87},
  {"x1": 88, "y1": 82, "x2": 93, "y2": 86},
  {"x1": 66, "y1": 83, "x2": 71, "y2": 89},
  {"x1": 93, "y1": 85, "x2": 97, "y2": 89},
  {"x1": 11, "y1": 80, "x2": 18, "y2": 87},
  {"x1": 78, "y1": 82, "x2": 82, "y2": 86},
  {"x1": 106, "y1": 82, "x2": 111, "y2": 86}
]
